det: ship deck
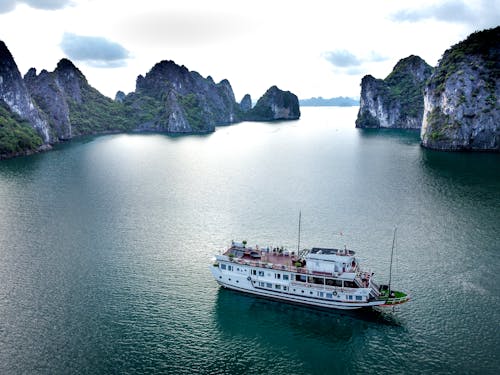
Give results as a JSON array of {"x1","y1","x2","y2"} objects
[
  {"x1": 224, "y1": 246, "x2": 298, "y2": 269},
  {"x1": 223, "y1": 245, "x2": 361, "y2": 277}
]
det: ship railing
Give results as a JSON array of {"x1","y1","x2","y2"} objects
[
  {"x1": 290, "y1": 281, "x2": 365, "y2": 294},
  {"x1": 229, "y1": 257, "x2": 361, "y2": 278}
]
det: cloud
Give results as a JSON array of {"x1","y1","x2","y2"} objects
[
  {"x1": 0, "y1": 0, "x2": 16, "y2": 14},
  {"x1": 390, "y1": 0, "x2": 500, "y2": 28},
  {"x1": 116, "y1": 10, "x2": 254, "y2": 47},
  {"x1": 60, "y1": 33, "x2": 130, "y2": 68},
  {"x1": 323, "y1": 50, "x2": 361, "y2": 68},
  {"x1": 322, "y1": 50, "x2": 388, "y2": 75},
  {"x1": 0, "y1": 0, "x2": 74, "y2": 13}
]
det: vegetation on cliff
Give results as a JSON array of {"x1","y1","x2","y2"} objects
[
  {"x1": 0, "y1": 100, "x2": 43, "y2": 157},
  {"x1": 385, "y1": 56, "x2": 433, "y2": 120},
  {"x1": 67, "y1": 83, "x2": 134, "y2": 135},
  {"x1": 429, "y1": 27, "x2": 500, "y2": 96}
]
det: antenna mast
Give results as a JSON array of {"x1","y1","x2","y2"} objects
[
  {"x1": 388, "y1": 226, "x2": 397, "y2": 294},
  {"x1": 297, "y1": 211, "x2": 302, "y2": 254}
]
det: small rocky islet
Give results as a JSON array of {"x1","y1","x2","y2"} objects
[
  {"x1": 0, "y1": 41, "x2": 299, "y2": 159},
  {"x1": 356, "y1": 26, "x2": 499, "y2": 152}
]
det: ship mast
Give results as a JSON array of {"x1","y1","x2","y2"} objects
[
  {"x1": 297, "y1": 210, "x2": 302, "y2": 254},
  {"x1": 388, "y1": 226, "x2": 397, "y2": 295}
]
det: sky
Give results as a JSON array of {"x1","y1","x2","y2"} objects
[{"x1": 0, "y1": 0, "x2": 499, "y2": 101}]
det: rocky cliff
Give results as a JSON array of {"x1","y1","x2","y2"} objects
[
  {"x1": 0, "y1": 41, "x2": 50, "y2": 143},
  {"x1": 245, "y1": 86, "x2": 300, "y2": 121},
  {"x1": 421, "y1": 27, "x2": 500, "y2": 151},
  {"x1": 356, "y1": 55, "x2": 433, "y2": 129},
  {"x1": 240, "y1": 94, "x2": 252, "y2": 112},
  {"x1": 25, "y1": 59, "x2": 132, "y2": 141},
  {"x1": 123, "y1": 60, "x2": 242, "y2": 133}
]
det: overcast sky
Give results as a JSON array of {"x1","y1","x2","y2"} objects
[{"x1": 0, "y1": 0, "x2": 498, "y2": 101}]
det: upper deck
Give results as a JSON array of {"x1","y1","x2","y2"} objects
[
  {"x1": 220, "y1": 242, "x2": 359, "y2": 278},
  {"x1": 310, "y1": 247, "x2": 355, "y2": 256}
]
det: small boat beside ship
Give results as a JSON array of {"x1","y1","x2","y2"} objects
[{"x1": 210, "y1": 236, "x2": 409, "y2": 310}]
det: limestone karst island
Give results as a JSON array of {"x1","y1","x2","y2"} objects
[
  {"x1": 0, "y1": 42, "x2": 299, "y2": 159},
  {"x1": 1, "y1": 26, "x2": 498, "y2": 159},
  {"x1": 356, "y1": 26, "x2": 499, "y2": 151}
]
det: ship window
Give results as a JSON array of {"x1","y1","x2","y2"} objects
[
  {"x1": 344, "y1": 281, "x2": 358, "y2": 288},
  {"x1": 252, "y1": 270, "x2": 256, "y2": 275},
  {"x1": 221, "y1": 264, "x2": 227, "y2": 270},
  {"x1": 326, "y1": 278, "x2": 342, "y2": 287},
  {"x1": 312, "y1": 277, "x2": 324, "y2": 285},
  {"x1": 275, "y1": 274, "x2": 281, "y2": 279},
  {"x1": 228, "y1": 265, "x2": 233, "y2": 271},
  {"x1": 356, "y1": 295, "x2": 362, "y2": 301},
  {"x1": 275, "y1": 284, "x2": 281, "y2": 290},
  {"x1": 326, "y1": 293, "x2": 332, "y2": 299},
  {"x1": 296, "y1": 275, "x2": 307, "y2": 282},
  {"x1": 258, "y1": 271, "x2": 264, "y2": 276},
  {"x1": 283, "y1": 286, "x2": 288, "y2": 291},
  {"x1": 266, "y1": 283, "x2": 272, "y2": 288},
  {"x1": 283, "y1": 274, "x2": 289, "y2": 281},
  {"x1": 259, "y1": 282, "x2": 265, "y2": 287},
  {"x1": 319, "y1": 292, "x2": 324, "y2": 297},
  {"x1": 236, "y1": 268, "x2": 239, "y2": 271},
  {"x1": 348, "y1": 295, "x2": 353, "y2": 300},
  {"x1": 310, "y1": 291, "x2": 313, "y2": 295}
]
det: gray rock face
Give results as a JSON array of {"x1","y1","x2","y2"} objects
[
  {"x1": 240, "y1": 94, "x2": 252, "y2": 112},
  {"x1": 246, "y1": 86, "x2": 300, "y2": 121},
  {"x1": 0, "y1": 41, "x2": 51, "y2": 142},
  {"x1": 115, "y1": 90, "x2": 126, "y2": 102},
  {"x1": 128, "y1": 60, "x2": 241, "y2": 132},
  {"x1": 24, "y1": 68, "x2": 72, "y2": 140},
  {"x1": 421, "y1": 27, "x2": 500, "y2": 151},
  {"x1": 25, "y1": 57, "x2": 132, "y2": 139},
  {"x1": 356, "y1": 55, "x2": 433, "y2": 129}
]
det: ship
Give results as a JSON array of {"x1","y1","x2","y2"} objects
[{"x1": 210, "y1": 233, "x2": 409, "y2": 310}]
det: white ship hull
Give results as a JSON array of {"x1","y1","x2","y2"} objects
[{"x1": 211, "y1": 262, "x2": 387, "y2": 310}]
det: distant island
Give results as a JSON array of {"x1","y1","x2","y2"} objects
[
  {"x1": 299, "y1": 97, "x2": 359, "y2": 107},
  {"x1": 356, "y1": 26, "x2": 499, "y2": 151},
  {"x1": 0, "y1": 41, "x2": 300, "y2": 160}
]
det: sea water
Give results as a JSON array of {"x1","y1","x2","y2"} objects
[{"x1": 0, "y1": 107, "x2": 499, "y2": 374}]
